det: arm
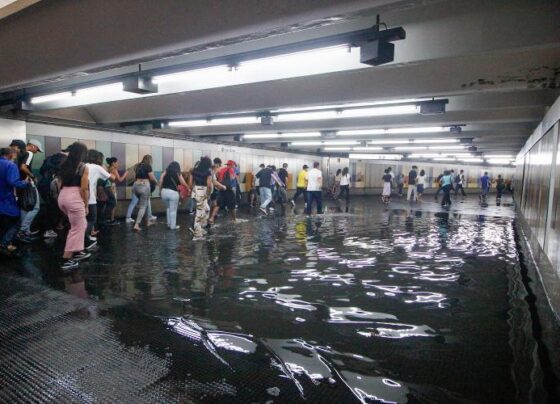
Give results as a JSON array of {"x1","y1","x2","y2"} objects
[
  {"x1": 158, "y1": 170, "x2": 166, "y2": 190},
  {"x1": 148, "y1": 172, "x2": 157, "y2": 184},
  {"x1": 187, "y1": 173, "x2": 193, "y2": 188},
  {"x1": 317, "y1": 174, "x2": 323, "y2": 188},
  {"x1": 212, "y1": 175, "x2": 226, "y2": 190},
  {"x1": 80, "y1": 166, "x2": 90, "y2": 213},
  {"x1": 112, "y1": 167, "x2": 128, "y2": 183},
  {"x1": 7, "y1": 163, "x2": 29, "y2": 189},
  {"x1": 206, "y1": 176, "x2": 213, "y2": 195},
  {"x1": 178, "y1": 172, "x2": 189, "y2": 188}
]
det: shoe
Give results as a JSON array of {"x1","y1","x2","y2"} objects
[
  {"x1": 125, "y1": 218, "x2": 135, "y2": 223},
  {"x1": 151, "y1": 216, "x2": 157, "y2": 221},
  {"x1": 61, "y1": 260, "x2": 79, "y2": 270},
  {"x1": 170, "y1": 226, "x2": 181, "y2": 230},
  {"x1": 290, "y1": 200, "x2": 295, "y2": 207},
  {"x1": 29, "y1": 230, "x2": 40, "y2": 236},
  {"x1": 88, "y1": 235, "x2": 97, "y2": 242},
  {"x1": 269, "y1": 207, "x2": 275, "y2": 211},
  {"x1": 73, "y1": 251, "x2": 91, "y2": 261},
  {"x1": 16, "y1": 233, "x2": 34, "y2": 243},
  {"x1": 43, "y1": 230, "x2": 58, "y2": 238},
  {"x1": 259, "y1": 207, "x2": 268, "y2": 215},
  {"x1": 85, "y1": 240, "x2": 98, "y2": 250}
]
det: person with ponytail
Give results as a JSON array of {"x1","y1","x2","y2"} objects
[
  {"x1": 102, "y1": 157, "x2": 128, "y2": 224},
  {"x1": 188, "y1": 156, "x2": 213, "y2": 238},
  {"x1": 159, "y1": 161, "x2": 188, "y2": 230},
  {"x1": 57, "y1": 142, "x2": 90, "y2": 270},
  {"x1": 132, "y1": 155, "x2": 157, "y2": 231}
]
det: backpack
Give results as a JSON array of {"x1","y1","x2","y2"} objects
[
  {"x1": 38, "y1": 153, "x2": 66, "y2": 201},
  {"x1": 454, "y1": 175, "x2": 461, "y2": 183},
  {"x1": 217, "y1": 167, "x2": 232, "y2": 189}
]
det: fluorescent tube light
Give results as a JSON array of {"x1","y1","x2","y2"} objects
[
  {"x1": 276, "y1": 110, "x2": 340, "y2": 122},
  {"x1": 242, "y1": 134, "x2": 280, "y2": 139},
  {"x1": 349, "y1": 153, "x2": 403, "y2": 160},
  {"x1": 324, "y1": 147, "x2": 352, "y2": 151},
  {"x1": 352, "y1": 147, "x2": 383, "y2": 151},
  {"x1": 484, "y1": 154, "x2": 514, "y2": 159},
  {"x1": 323, "y1": 140, "x2": 360, "y2": 146},
  {"x1": 409, "y1": 153, "x2": 442, "y2": 158},
  {"x1": 462, "y1": 158, "x2": 484, "y2": 163},
  {"x1": 280, "y1": 132, "x2": 322, "y2": 138},
  {"x1": 210, "y1": 116, "x2": 260, "y2": 125},
  {"x1": 338, "y1": 129, "x2": 386, "y2": 136},
  {"x1": 153, "y1": 65, "x2": 231, "y2": 84},
  {"x1": 243, "y1": 132, "x2": 321, "y2": 139},
  {"x1": 75, "y1": 83, "x2": 123, "y2": 97},
  {"x1": 487, "y1": 159, "x2": 514, "y2": 165},
  {"x1": 340, "y1": 105, "x2": 418, "y2": 118},
  {"x1": 290, "y1": 141, "x2": 323, "y2": 146},
  {"x1": 428, "y1": 145, "x2": 466, "y2": 150},
  {"x1": 169, "y1": 120, "x2": 209, "y2": 128},
  {"x1": 433, "y1": 157, "x2": 456, "y2": 161},
  {"x1": 386, "y1": 126, "x2": 446, "y2": 134},
  {"x1": 31, "y1": 92, "x2": 73, "y2": 104},
  {"x1": 368, "y1": 140, "x2": 410, "y2": 145},
  {"x1": 272, "y1": 98, "x2": 429, "y2": 113},
  {"x1": 394, "y1": 146, "x2": 428, "y2": 151},
  {"x1": 414, "y1": 138, "x2": 458, "y2": 144}
]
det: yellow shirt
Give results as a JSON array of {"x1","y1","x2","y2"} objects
[{"x1": 297, "y1": 170, "x2": 307, "y2": 188}]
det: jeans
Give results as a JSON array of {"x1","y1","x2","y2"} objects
[
  {"x1": 442, "y1": 185, "x2": 452, "y2": 206},
  {"x1": 455, "y1": 184, "x2": 466, "y2": 196},
  {"x1": 407, "y1": 184, "x2": 416, "y2": 201},
  {"x1": 260, "y1": 187, "x2": 273, "y2": 209},
  {"x1": 86, "y1": 203, "x2": 97, "y2": 240},
  {"x1": 306, "y1": 191, "x2": 323, "y2": 214},
  {"x1": 292, "y1": 187, "x2": 307, "y2": 204},
  {"x1": 126, "y1": 193, "x2": 139, "y2": 219},
  {"x1": 133, "y1": 181, "x2": 151, "y2": 225},
  {"x1": 161, "y1": 188, "x2": 180, "y2": 229},
  {"x1": 20, "y1": 186, "x2": 40, "y2": 234},
  {"x1": 0, "y1": 214, "x2": 20, "y2": 247},
  {"x1": 338, "y1": 185, "x2": 350, "y2": 202}
]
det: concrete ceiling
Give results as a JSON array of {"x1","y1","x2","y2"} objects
[{"x1": 0, "y1": 0, "x2": 559, "y2": 158}]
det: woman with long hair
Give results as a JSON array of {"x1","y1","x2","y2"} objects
[
  {"x1": 188, "y1": 156, "x2": 213, "y2": 238},
  {"x1": 57, "y1": 142, "x2": 90, "y2": 270},
  {"x1": 416, "y1": 169, "x2": 427, "y2": 202},
  {"x1": 103, "y1": 157, "x2": 128, "y2": 224},
  {"x1": 159, "y1": 161, "x2": 188, "y2": 230},
  {"x1": 132, "y1": 155, "x2": 157, "y2": 231},
  {"x1": 338, "y1": 167, "x2": 351, "y2": 203}
]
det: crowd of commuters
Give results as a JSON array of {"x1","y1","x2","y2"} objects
[{"x1": 0, "y1": 137, "x2": 512, "y2": 266}]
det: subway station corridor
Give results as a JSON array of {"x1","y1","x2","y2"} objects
[{"x1": 1, "y1": 195, "x2": 548, "y2": 403}]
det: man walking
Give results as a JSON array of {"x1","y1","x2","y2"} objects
[
  {"x1": 454, "y1": 169, "x2": 467, "y2": 196},
  {"x1": 407, "y1": 165, "x2": 418, "y2": 202},
  {"x1": 291, "y1": 164, "x2": 308, "y2": 207},
  {"x1": 479, "y1": 171, "x2": 490, "y2": 202},
  {"x1": 305, "y1": 162, "x2": 323, "y2": 214}
]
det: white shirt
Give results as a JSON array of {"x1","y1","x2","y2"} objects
[
  {"x1": 417, "y1": 174, "x2": 427, "y2": 187},
  {"x1": 305, "y1": 168, "x2": 322, "y2": 191},
  {"x1": 87, "y1": 163, "x2": 111, "y2": 205},
  {"x1": 340, "y1": 174, "x2": 350, "y2": 186}
]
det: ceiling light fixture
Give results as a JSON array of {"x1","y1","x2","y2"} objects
[
  {"x1": 30, "y1": 92, "x2": 73, "y2": 104},
  {"x1": 349, "y1": 153, "x2": 403, "y2": 160},
  {"x1": 242, "y1": 132, "x2": 321, "y2": 139}
]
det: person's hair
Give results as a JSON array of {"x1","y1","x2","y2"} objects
[
  {"x1": 166, "y1": 161, "x2": 181, "y2": 177},
  {"x1": 342, "y1": 167, "x2": 349, "y2": 176},
  {"x1": 271, "y1": 165, "x2": 277, "y2": 171},
  {"x1": 86, "y1": 149, "x2": 104, "y2": 165},
  {"x1": 59, "y1": 142, "x2": 87, "y2": 185},
  {"x1": 1, "y1": 147, "x2": 13, "y2": 157},
  {"x1": 420, "y1": 169, "x2": 425, "y2": 176},
  {"x1": 336, "y1": 169, "x2": 341, "y2": 176},
  {"x1": 412, "y1": 165, "x2": 417, "y2": 169},
  {"x1": 484, "y1": 171, "x2": 488, "y2": 175},
  {"x1": 259, "y1": 163, "x2": 265, "y2": 168},
  {"x1": 387, "y1": 167, "x2": 392, "y2": 171},
  {"x1": 303, "y1": 164, "x2": 308, "y2": 169},
  {"x1": 384, "y1": 168, "x2": 389, "y2": 173},
  {"x1": 140, "y1": 155, "x2": 152, "y2": 166},
  {"x1": 498, "y1": 174, "x2": 502, "y2": 178},
  {"x1": 195, "y1": 156, "x2": 212, "y2": 173},
  {"x1": 9, "y1": 139, "x2": 26, "y2": 152},
  {"x1": 283, "y1": 163, "x2": 288, "y2": 168},
  {"x1": 213, "y1": 157, "x2": 222, "y2": 165},
  {"x1": 313, "y1": 161, "x2": 320, "y2": 168},
  {"x1": 443, "y1": 170, "x2": 450, "y2": 175},
  {"x1": 106, "y1": 157, "x2": 118, "y2": 167}
]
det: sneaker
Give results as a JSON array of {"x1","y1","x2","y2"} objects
[
  {"x1": 43, "y1": 230, "x2": 58, "y2": 238},
  {"x1": 125, "y1": 218, "x2": 135, "y2": 223},
  {"x1": 29, "y1": 229, "x2": 40, "y2": 236},
  {"x1": 73, "y1": 251, "x2": 91, "y2": 261},
  {"x1": 151, "y1": 216, "x2": 157, "y2": 221},
  {"x1": 16, "y1": 233, "x2": 34, "y2": 243},
  {"x1": 290, "y1": 200, "x2": 295, "y2": 207},
  {"x1": 88, "y1": 235, "x2": 97, "y2": 242},
  {"x1": 259, "y1": 207, "x2": 268, "y2": 215},
  {"x1": 269, "y1": 207, "x2": 275, "y2": 211},
  {"x1": 85, "y1": 240, "x2": 98, "y2": 250},
  {"x1": 61, "y1": 260, "x2": 79, "y2": 270}
]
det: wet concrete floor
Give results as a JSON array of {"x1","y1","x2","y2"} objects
[{"x1": 0, "y1": 194, "x2": 545, "y2": 402}]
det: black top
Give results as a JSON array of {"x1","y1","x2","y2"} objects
[
  {"x1": 136, "y1": 164, "x2": 152, "y2": 179},
  {"x1": 277, "y1": 168, "x2": 288, "y2": 184},
  {"x1": 162, "y1": 171, "x2": 179, "y2": 191},
  {"x1": 62, "y1": 163, "x2": 84, "y2": 187},
  {"x1": 383, "y1": 174, "x2": 392, "y2": 182},
  {"x1": 408, "y1": 169, "x2": 417, "y2": 185},
  {"x1": 192, "y1": 169, "x2": 210, "y2": 186},
  {"x1": 256, "y1": 168, "x2": 272, "y2": 188},
  {"x1": 18, "y1": 151, "x2": 33, "y2": 180}
]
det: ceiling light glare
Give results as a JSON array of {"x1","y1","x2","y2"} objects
[
  {"x1": 485, "y1": 154, "x2": 514, "y2": 159},
  {"x1": 31, "y1": 92, "x2": 73, "y2": 104},
  {"x1": 324, "y1": 147, "x2": 352, "y2": 151},
  {"x1": 209, "y1": 116, "x2": 259, "y2": 125},
  {"x1": 414, "y1": 138, "x2": 459, "y2": 144},
  {"x1": 394, "y1": 146, "x2": 428, "y2": 151},
  {"x1": 169, "y1": 120, "x2": 209, "y2": 128},
  {"x1": 341, "y1": 104, "x2": 418, "y2": 118},
  {"x1": 368, "y1": 140, "x2": 410, "y2": 145},
  {"x1": 386, "y1": 126, "x2": 446, "y2": 134},
  {"x1": 349, "y1": 153, "x2": 403, "y2": 160},
  {"x1": 75, "y1": 83, "x2": 124, "y2": 97},
  {"x1": 276, "y1": 110, "x2": 340, "y2": 122},
  {"x1": 487, "y1": 159, "x2": 514, "y2": 165},
  {"x1": 433, "y1": 157, "x2": 457, "y2": 161},
  {"x1": 338, "y1": 129, "x2": 386, "y2": 136},
  {"x1": 152, "y1": 65, "x2": 231, "y2": 84},
  {"x1": 280, "y1": 132, "x2": 321, "y2": 138},
  {"x1": 462, "y1": 158, "x2": 484, "y2": 163},
  {"x1": 242, "y1": 134, "x2": 280, "y2": 139},
  {"x1": 323, "y1": 140, "x2": 360, "y2": 146},
  {"x1": 428, "y1": 145, "x2": 466, "y2": 150},
  {"x1": 272, "y1": 98, "x2": 429, "y2": 113},
  {"x1": 352, "y1": 147, "x2": 383, "y2": 151}
]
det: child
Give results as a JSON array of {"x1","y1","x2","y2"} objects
[{"x1": 382, "y1": 169, "x2": 392, "y2": 204}]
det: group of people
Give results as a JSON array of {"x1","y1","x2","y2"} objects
[{"x1": 0, "y1": 138, "x2": 334, "y2": 269}]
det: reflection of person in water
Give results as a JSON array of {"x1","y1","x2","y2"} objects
[{"x1": 435, "y1": 211, "x2": 450, "y2": 248}]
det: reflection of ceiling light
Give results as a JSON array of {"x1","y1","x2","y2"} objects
[
  {"x1": 349, "y1": 153, "x2": 403, "y2": 160},
  {"x1": 242, "y1": 132, "x2": 321, "y2": 139},
  {"x1": 31, "y1": 92, "x2": 73, "y2": 104}
]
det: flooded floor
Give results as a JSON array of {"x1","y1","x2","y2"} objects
[{"x1": 0, "y1": 195, "x2": 544, "y2": 402}]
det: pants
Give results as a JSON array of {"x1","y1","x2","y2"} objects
[
  {"x1": 292, "y1": 187, "x2": 307, "y2": 204},
  {"x1": 0, "y1": 214, "x2": 19, "y2": 247},
  {"x1": 455, "y1": 184, "x2": 466, "y2": 196},
  {"x1": 58, "y1": 187, "x2": 87, "y2": 253},
  {"x1": 397, "y1": 183, "x2": 403, "y2": 195},
  {"x1": 104, "y1": 187, "x2": 116, "y2": 220},
  {"x1": 338, "y1": 185, "x2": 350, "y2": 202},
  {"x1": 260, "y1": 187, "x2": 273, "y2": 209},
  {"x1": 442, "y1": 185, "x2": 452, "y2": 206},
  {"x1": 20, "y1": 186, "x2": 40, "y2": 234},
  {"x1": 161, "y1": 188, "x2": 180, "y2": 229},
  {"x1": 435, "y1": 185, "x2": 443, "y2": 199},
  {"x1": 306, "y1": 191, "x2": 323, "y2": 214},
  {"x1": 86, "y1": 203, "x2": 97, "y2": 240},
  {"x1": 126, "y1": 193, "x2": 139, "y2": 218},
  {"x1": 193, "y1": 186, "x2": 209, "y2": 237},
  {"x1": 407, "y1": 184, "x2": 417, "y2": 201},
  {"x1": 133, "y1": 182, "x2": 151, "y2": 225}
]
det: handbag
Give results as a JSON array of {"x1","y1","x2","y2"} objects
[
  {"x1": 177, "y1": 184, "x2": 190, "y2": 200},
  {"x1": 17, "y1": 184, "x2": 37, "y2": 211}
]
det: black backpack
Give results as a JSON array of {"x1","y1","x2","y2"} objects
[{"x1": 37, "y1": 153, "x2": 66, "y2": 201}]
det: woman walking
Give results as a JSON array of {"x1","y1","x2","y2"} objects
[
  {"x1": 103, "y1": 157, "x2": 128, "y2": 224},
  {"x1": 188, "y1": 156, "x2": 213, "y2": 238},
  {"x1": 338, "y1": 167, "x2": 351, "y2": 203},
  {"x1": 159, "y1": 161, "x2": 188, "y2": 230},
  {"x1": 57, "y1": 142, "x2": 90, "y2": 270},
  {"x1": 133, "y1": 155, "x2": 157, "y2": 231},
  {"x1": 382, "y1": 169, "x2": 392, "y2": 204},
  {"x1": 416, "y1": 169, "x2": 427, "y2": 201}
]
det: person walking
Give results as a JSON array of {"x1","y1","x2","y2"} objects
[
  {"x1": 416, "y1": 169, "x2": 427, "y2": 201},
  {"x1": 291, "y1": 164, "x2": 308, "y2": 207},
  {"x1": 305, "y1": 162, "x2": 323, "y2": 214},
  {"x1": 159, "y1": 161, "x2": 188, "y2": 230},
  {"x1": 396, "y1": 173, "x2": 404, "y2": 197},
  {"x1": 85, "y1": 150, "x2": 112, "y2": 249},
  {"x1": 407, "y1": 166, "x2": 418, "y2": 202},
  {"x1": 496, "y1": 174, "x2": 506, "y2": 200},
  {"x1": 454, "y1": 169, "x2": 467, "y2": 196},
  {"x1": 188, "y1": 156, "x2": 213, "y2": 238},
  {"x1": 209, "y1": 160, "x2": 237, "y2": 224},
  {"x1": 132, "y1": 155, "x2": 157, "y2": 231},
  {"x1": 256, "y1": 165, "x2": 274, "y2": 215},
  {"x1": 57, "y1": 142, "x2": 91, "y2": 270},
  {"x1": 479, "y1": 171, "x2": 490, "y2": 202},
  {"x1": 382, "y1": 169, "x2": 392, "y2": 204},
  {"x1": 0, "y1": 147, "x2": 29, "y2": 255},
  {"x1": 440, "y1": 170, "x2": 453, "y2": 208},
  {"x1": 103, "y1": 157, "x2": 128, "y2": 224},
  {"x1": 338, "y1": 167, "x2": 351, "y2": 203},
  {"x1": 332, "y1": 168, "x2": 342, "y2": 198},
  {"x1": 251, "y1": 163, "x2": 265, "y2": 207}
]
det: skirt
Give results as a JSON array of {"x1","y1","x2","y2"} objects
[{"x1": 382, "y1": 182, "x2": 391, "y2": 196}]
